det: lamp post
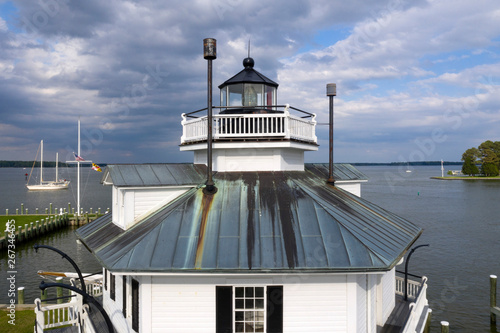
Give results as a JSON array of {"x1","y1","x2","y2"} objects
[
  {"x1": 34, "y1": 244, "x2": 114, "y2": 332},
  {"x1": 327, "y1": 83, "x2": 336, "y2": 184},
  {"x1": 39, "y1": 281, "x2": 114, "y2": 333},
  {"x1": 203, "y1": 38, "x2": 217, "y2": 194},
  {"x1": 34, "y1": 244, "x2": 86, "y2": 293},
  {"x1": 404, "y1": 244, "x2": 429, "y2": 301}
]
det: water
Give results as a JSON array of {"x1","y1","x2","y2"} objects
[
  {"x1": 0, "y1": 167, "x2": 111, "y2": 213},
  {"x1": 0, "y1": 167, "x2": 110, "y2": 304},
  {"x1": 1, "y1": 165, "x2": 499, "y2": 332},
  {"x1": 356, "y1": 165, "x2": 500, "y2": 332}
]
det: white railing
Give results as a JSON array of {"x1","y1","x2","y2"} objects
[
  {"x1": 399, "y1": 276, "x2": 430, "y2": 333},
  {"x1": 33, "y1": 278, "x2": 103, "y2": 333},
  {"x1": 34, "y1": 295, "x2": 82, "y2": 332},
  {"x1": 181, "y1": 110, "x2": 316, "y2": 144},
  {"x1": 85, "y1": 281, "x2": 103, "y2": 297},
  {"x1": 395, "y1": 275, "x2": 422, "y2": 300}
]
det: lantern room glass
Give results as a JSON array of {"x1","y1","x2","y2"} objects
[{"x1": 221, "y1": 84, "x2": 276, "y2": 108}]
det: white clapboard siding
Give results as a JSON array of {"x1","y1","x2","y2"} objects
[
  {"x1": 151, "y1": 280, "x2": 215, "y2": 333},
  {"x1": 382, "y1": 268, "x2": 396, "y2": 323},
  {"x1": 357, "y1": 274, "x2": 367, "y2": 333},
  {"x1": 335, "y1": 182, "x2": 362, "y2": 197},
  {"x1": 112, "y1": 187, "x2": 191, "y2": 229},
  {"x1": 283, "y1": 275, "x2": 348, "y2": 332},
  {"x1": 134, "y1": 188, "x2": 189, "y2": 218},
  {"x1": 103, "y1": 273, "x2": 134, "y2": 333},
  {"x1": 369, "y1": 275, "x2": 377, "y2": 333}
]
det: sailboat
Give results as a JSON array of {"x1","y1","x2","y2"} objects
[{"x1": 26, "y1": 140, "x2": 70, "y2": 190}]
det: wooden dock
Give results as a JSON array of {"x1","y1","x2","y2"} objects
[{"x1": 0, "y1": 211, "x2": 105, "y2": 250}]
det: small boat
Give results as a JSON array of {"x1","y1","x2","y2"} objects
[
  {"x1": 37, "y1": 270, "x2": 102, "y2": 283},
  {"x1": 26, "y1": 140, "x2": 70, "y2": 190}
]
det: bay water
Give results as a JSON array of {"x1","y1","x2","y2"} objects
[{"x1": 1, "y1": 165, "x2": 499, "y2": 332}]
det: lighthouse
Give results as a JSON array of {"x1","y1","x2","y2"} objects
[{"x1": 180, "y1": 56, "x2": 318, "y2": 172}]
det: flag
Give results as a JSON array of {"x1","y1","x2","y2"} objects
[
  {"x1": 74, "y1": 153, "x2": 85, "y2": 162},
  {"x1": 92, "y1": 163, "x2": 102, "y2": 172}
]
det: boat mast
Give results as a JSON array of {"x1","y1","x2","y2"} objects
[
  {"x1": 40, "y1": 140, "x2": 43, "y2": 183},
  {"x1": 56, "y1": 152, "x2": 59, "y2": 181},
  {"x1": 77, "y1": 119, "x2": 81, "y2": 216}
]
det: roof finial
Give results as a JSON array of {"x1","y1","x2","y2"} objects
[{"x1": 243, "y1": 39, "x2": 254, "y2": 69}]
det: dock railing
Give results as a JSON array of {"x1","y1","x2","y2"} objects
[
  {"x1": 395, "y1": 275, "x2": 430, "y2": 333},
  {"x1": 34, "y1": 293, "x2": 82, "y2": 332},
  {"x1": 34, "y1": 278, "x2": 103, "y2": 332},
  {"x1": 181, "y1": 105, "x2": 317, "y2": 144}
]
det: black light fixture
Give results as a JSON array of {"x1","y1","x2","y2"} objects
[
  {"x1": 34, "y1": 244, "x2": 114, "y2": 332},
  {"x1": 203, "y1": 38, "x2": 217, "y2": 194},
  {"x1": 327, "y1": 83, "x2": 336, "y2": 184},
  {"x1": 404, "y1": 244, "x2": 430, "y2": 301}
]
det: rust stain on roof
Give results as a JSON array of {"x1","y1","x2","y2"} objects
[{"x1": 194, "y1": 191, "x2": 215, "y2": 269}]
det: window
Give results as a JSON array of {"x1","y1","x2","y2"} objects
[
  {"x1": 122, "y1": 276, "x2": 127, "y2": 317},
  {"x1": 216, "y1": 285, "x2": 283, "y2": 333},
  {"x1": 132, "y1": 279, "x2": 139, "y2": 332},
  {"x1": 104, "y1": 269, "x2": 107, "y2": 291},
  {"x1": 110, "y1": 273, "x2": 115, "y2": 301},
  {"x1": 234, "y1": 287, "x2": 265, "y2": 332}
]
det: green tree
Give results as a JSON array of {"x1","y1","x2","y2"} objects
[
  {"x1": 481, "y1": 162, "x2": 499, "y2": 177},
  {"x1": 462, "y1": 156, "x2": 479, "y2": 176},
  {"x1": 461, "y1": 147, "x2": 480, "y2": 164}
]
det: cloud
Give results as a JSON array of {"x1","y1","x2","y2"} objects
[{"x1": 0, "y1": 0, "x2": 499, "y2": 163}]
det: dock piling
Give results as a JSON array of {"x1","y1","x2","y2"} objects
[
  {"x1": 41, "y1": 289, "x2": 47, "y2": 304},
  {"x1": 18, "y1": 287, "x2": 25, "y2": 304},
  {"x1": 50, "y1": 203, "x2": 53, "y2": 215},
  {"x1": 440, "y1": 321, "x2": 449, "y2": 333},
  {"x1": 5, "y1": 209, "x2": 8, "y2": 215},
  {"x1": 21, "y1": 203, "x2": 24, "y2": 215},
  {"x1": 491, "y1": 275, "x2": 499, "y2": 325},
  {"x1": 56, "y1": 277, "x2": 64, "y2": 304}
]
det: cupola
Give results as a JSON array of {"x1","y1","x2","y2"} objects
[
  {"x1": 180, "y1": 55, "x2": 318, "y2": 172},
  {"x1": 219, "y1": 57, "x2": 279, "y2": 113}
]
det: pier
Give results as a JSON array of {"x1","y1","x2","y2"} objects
[{"x1": 0, "y1": 203, "x2": 107, "y2": 251}]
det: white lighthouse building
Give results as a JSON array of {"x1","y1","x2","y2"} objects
[{"x1": 46, "y1": 41, "x2": 431, "y2": 333}]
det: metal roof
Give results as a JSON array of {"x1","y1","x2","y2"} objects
[
  {"x1": 101, "y1": 163, "x2": 207, "y2": 186},
  {"x1": 218, "y1": 58, "x2": 279, "y2": 89},
  {"x1": 77, "y1": 167, "x2": 420, "y2": 273},
  {"x1": 101, "y1": 163, "x2": 366, "y2": 187}
]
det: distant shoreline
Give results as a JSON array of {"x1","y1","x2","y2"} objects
[
  {"x1": 0, "y1": 160, "x2": 461, "y2": 167},
  {"x1": 431, "y1": 176, "x2": 500, "y2": 180}
]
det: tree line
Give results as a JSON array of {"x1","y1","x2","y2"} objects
[{"x1": 461, "y1": 140, "x2": 500, "y2": 176}]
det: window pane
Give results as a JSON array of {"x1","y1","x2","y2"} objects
[
  {"x1": 255, "y1": 311, "x2": 264, "y2": 321},
  {"x1": 245, "y1": 311, "x2": 254, "y2": 321},
  {"x1": 255, "y1": 323, "x2": 264, "y2": 332},
  {"x1": 235, "y1": 287, "x2": 244, "y2": 298},
  {"x1": 245, "y1": 299, "x2": 254, "y2": 309},
  {"x1": 245, "y1": 323, "x2": 255, "y2": 332},
  {"x1": 255, "y1": 287, "x2": 264, "y2": 297},
  {"x1": 255, "y1": 299, "x2": 264, "y2": 309},
  {"x1": 235, "y1": 311, "x2": 244, "y2": 321},
  {"x1": 235, "y1": 322, "x2": 245, "y2": 332},
  {"x1": 245, "y1": 287, "x2": 254, "y2": 297},
  {"x1": 236, "y1": 299, "x2": 244, "y2": 309},
  {"x1": 229, "y1": 84, "x2": 243, "y2": 106}
]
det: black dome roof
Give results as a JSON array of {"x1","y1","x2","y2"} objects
[{"x1": 218, "y1": 57, "x2": 278, "y2": 89}]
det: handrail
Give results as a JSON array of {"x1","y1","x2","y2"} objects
[
  {"x1": 181, "y1": 110, "x2": 317, "y2": 144},
  {"x1": 184, "y1": 104, "x2": 315, "y2": 118},
  {"x1": 401, "y1": 276, "x2": 429, "y2": 333}
]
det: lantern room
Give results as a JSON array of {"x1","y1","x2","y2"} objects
[{"x1": 219, "y1": 57, "x2": 279, "y2": 113}]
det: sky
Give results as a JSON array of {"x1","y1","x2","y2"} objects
[{"x1": 0, "y1": 0, "x2": 499, "y2": 164}]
